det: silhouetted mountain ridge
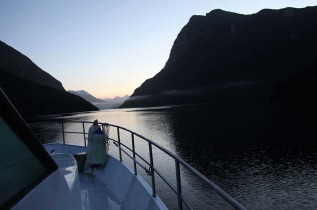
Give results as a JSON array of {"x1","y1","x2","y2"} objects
[
  {"x1": 121, "y1": 6, "x2": 317, "y2": 108},
  {"x1": 93, "y1": 95, "x2": 129, "y2": 109},
  {"x1": 68, "y1": 90, "x2": 105, "y2": 103},
  {"x1": 68, "y1": 90, "x2": 129, "y2": 109},
  {"x1": 0, "y1": 41, "x2": 64, "y2": 90},
  {"x1": 0, "y1": 41, "x2": 98, "y2": 118}
]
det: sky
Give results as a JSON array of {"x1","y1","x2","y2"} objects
[{"x1": 1, "y1": 0, "x2": 317, "y2": 98}]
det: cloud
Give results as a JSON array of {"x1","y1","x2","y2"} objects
[{"x1": 127, "y1": 95, "x2": 153, "y2": 101}]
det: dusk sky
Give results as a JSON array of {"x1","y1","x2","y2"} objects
[{"x1": 1, "y1": 0, "x2": 316, "y2": 98}]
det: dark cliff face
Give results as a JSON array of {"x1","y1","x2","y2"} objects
[
  {"x1": 0, "y1": 41, "x2": 65, "y2": 91},
  {"x1": 0, "y1": 41, "x2": 99, "y2": 118},
  {"x1": 122, "y1": 6, "x2": 317, "y2": 108}
]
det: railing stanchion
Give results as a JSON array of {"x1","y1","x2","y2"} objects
[
  {"x1": 148, "y1": 142, "x2": 156, "y2": 197},
  {"x1": 82, "y1": 122, "x2": 86, "y2": 147},
  {"x1": 131, "y1": 133, "x2": 137, "y2": 175},
  {"x1": 117, "y1": 127, "x2": 122, "y2": 161},
  {"x1": 175, "y1": 160, "x2": 183, "y2": 210},
  {"x1": 61, "y1": 122, "x2": 65, "y2": 144}
]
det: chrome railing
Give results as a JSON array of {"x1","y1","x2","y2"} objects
[{"x1": 29, "y1": 121, "x2": 247, "y2": 210}]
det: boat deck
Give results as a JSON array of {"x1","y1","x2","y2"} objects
[
  {"x1": 80, "y1": 173, "x2": 121, "y2": 210},
  {"x1": 44, "y1": 144, "x2": 167, "y2": 210}
]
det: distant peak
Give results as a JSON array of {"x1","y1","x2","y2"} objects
[
  {"x1": 208, "y1": 9, "x2": 225, "y2": 13},
  {"x1": 189, "y1": 14, "x2": 204, "y2": 22},
  {"x1": 255, "y1": 7, "x2": 299, "y2": 16},
  {"x1": 205, "y1": 9, "x2": 241, "y2": 18},
  {"x1": 206, "y1": 9, "x2": 227, "y2": 16},
  {"x1": 256, "y1": 8, "x2": 276, "y2": 14}
]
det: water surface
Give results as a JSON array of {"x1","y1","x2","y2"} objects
[{"x1": 31, "y1": 101, "x2": 317, "y2": 209}]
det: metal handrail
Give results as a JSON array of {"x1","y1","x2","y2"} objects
[
  {"x1": 109, "y1": 138, "x2": 193, "y2": 209},
  {"x1": 29, "y1": 120, "x2": 247, "y2": 210}
]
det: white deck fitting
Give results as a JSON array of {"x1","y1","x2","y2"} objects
[
  {"x1": 43, "y1": 144, "x2": 167, "y2": 210},
  {"x1": 51, "y1": 154, "x2": 80, "y2": 191}
]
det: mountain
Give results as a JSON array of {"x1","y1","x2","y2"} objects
[
  {"x1": 0, "y1": 40, "x2": 64, "y2": 90},
  {"x1": 68, "y1": 90, "x2": 129, "y2": 109},
  {"x1": 68, "y1": 90, "x2": 105, "y2": 103},
  {"x1": 110, "y1": 95, "x2": 130, "y2": 103},
  {"x1": 121, "y1": 6, "x2": 317, "y2": 108},
  {"x1": 0, "y1": 41, "x2": 99, "y2": 118},
  {"x1": 94, "y1": 95, "x2": 129, "y2": 109}
]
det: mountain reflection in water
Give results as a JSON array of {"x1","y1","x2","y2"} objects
[{"x1": 32, "y1": 101, "x2": 317, "y2": 210}]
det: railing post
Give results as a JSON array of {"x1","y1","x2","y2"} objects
[
  {"x1": 175, "y1": 160, "x2": 183, "y2": 210},
  {"x1": 148, "y1": 142, "x2": 156, "y2": 197},
  {"x1": 131, "y1": 133, "x2": 137, "y2": 175},
  {"x1": 117, "y1": 127, "x2": 122, "y2": 161},
  {"x1": 82, "y1": 122, "x2": 86, "y2": 147},
  {"x1": 101, "y1": 123, "x2": 104, "y2": 132},
  {"x1": 61, "y1": 122, "x2": 65, "y2": 144}
]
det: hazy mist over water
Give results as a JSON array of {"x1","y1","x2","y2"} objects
[{"x1": 32, "y1": 101, "x2": 317, "y2": 209}]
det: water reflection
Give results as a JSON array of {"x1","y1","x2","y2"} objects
[
  {"x1": 32, "y1": 102, "x2": 317, "y2": 210},
  {"x1": 29, "y1": 122, "x2": 63, "y2": 144}
]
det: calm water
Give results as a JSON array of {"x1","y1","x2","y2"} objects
[{"x1": 31, "y1": 101, "x2": 317, "y2": 210}]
